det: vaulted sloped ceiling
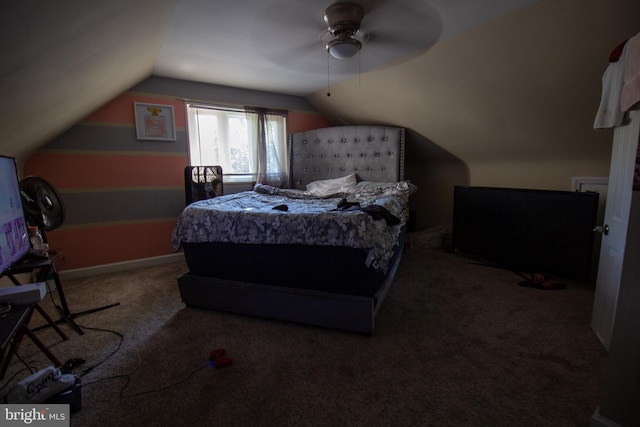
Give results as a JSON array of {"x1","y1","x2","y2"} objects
[
  {"x1": 310, "y1": 0, "x2": 638, "y2": 170},
  {"x1": 1, "y1": 0, "x2": 539, "y2": 162},
  {"x1": 1, "y1": 0, "x2": 175, "y2": 161},
  {"x1": 153, "y1": 0, "x2": 538, "y2": 95},
  {"x1": 308, "y1": 0, "x2": 640, "y2": 225},
  {"x1": 1, "y1": 0, "x2": 639, "y2": 207}
]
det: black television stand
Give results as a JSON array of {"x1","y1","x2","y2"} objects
[{"x1": 3, "y1": 253, "x2": 120, "y2": 335}]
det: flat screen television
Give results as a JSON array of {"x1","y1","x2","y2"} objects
[
  {"x1": 0, "y1": 155, "x2": 30, "y2": 275},
  {"x1": 452, "y1": 185, "x2": 599, "y2": 281}
]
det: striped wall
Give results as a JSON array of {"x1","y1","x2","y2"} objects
[{"x1": 24, "y1": 77, "x2": 330, "y2": 271}]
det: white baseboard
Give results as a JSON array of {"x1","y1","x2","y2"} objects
[{"x1": 58, "y1": 253, "x2": 185, "y2": 281}]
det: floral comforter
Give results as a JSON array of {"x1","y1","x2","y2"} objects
[{"x1": 171, "y1": 181, "x2": 410, "y2": 272}]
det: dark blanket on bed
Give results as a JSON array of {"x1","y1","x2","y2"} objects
[{"x1": 171, "y1": 181, "x2": 410, "y2": 272}]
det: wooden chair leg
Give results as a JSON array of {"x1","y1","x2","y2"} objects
[
  {"x1": 0, "y1": 335, "x2": 24, "y2": 380},
  {"x1": 33, "y1": 304, "x2": 68, "y2": 341},
  {"x1": 0, "y1": 305, "x2": 64, "y2": 380},
  {"x1": 21, "y1": 325, "x2": 62, "y2": 367}
]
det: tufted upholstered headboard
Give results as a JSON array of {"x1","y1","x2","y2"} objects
[{"x1": 288, "y1": 125, "x2": 405, "y2": 190}]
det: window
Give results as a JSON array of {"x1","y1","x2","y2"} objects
[{"x1": 186, "y1": 103, "x2": 288, "y2": 185}]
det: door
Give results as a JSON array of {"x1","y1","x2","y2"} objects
[
  {"x1": 572, "y1": 177, "x2": 608, "y2": 282},
  {"x1": 591, "y1": 110, "x2": 640, "y2": 351}
]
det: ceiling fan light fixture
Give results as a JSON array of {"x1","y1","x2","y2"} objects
[
  {"x1": 324, "y1": 2, "x2": 364, "y2": 34},
  {"x1": 323, "y1": 2, "x2": 365, "y2": 59},
  {"x1": 326, "y1": 36, "x2": 362, "y2": 59}
]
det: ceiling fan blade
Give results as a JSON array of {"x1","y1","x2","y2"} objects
[
  {"x1": 262, "y1": 39, "x2": 324, "y2": 66},
  {"x1": 364, "y1": 28, "x2": 438, "y2": 52},
  {"x1": 360, "y1": 0, "x2": 442, "y2": 52},
  {"x1": 247, "y1": 0, "x2": 443, "y2": 80},
  {"x1": 250, "y1": 0, "x2": 328, "y2": 66},
  {"x1": 349, "y1": 0, "x2": 386, "y2": 16}
]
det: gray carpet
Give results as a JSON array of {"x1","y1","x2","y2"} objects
[{"x1": 1, "y1": 245, "x2": 607, "y2": 426}]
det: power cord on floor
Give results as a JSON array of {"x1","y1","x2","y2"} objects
[
  {"x1": 0, "y1": 363, "x2": 37, "y2": 396},
  {"x1": 72, "y1": 324, "x2": 124, "y2": 377},
  {"x1": 82, "y1": 347, "x2": 211, "y2": 400},
  {"x1": 118, "y1": 364, "x2": 210, "y2": 400},
  {"x1": 0, "y1": 322, "x2": 122, "y2": 395},
  {"x1": 73, "y1": 323, "x2": 213, "y2": 400},
  {"x1": 0, "y1": 320, "x2": 214, "y2": 403},
  {"x1": 0, "y1": 344, "x2": 41, "y2": 402}
]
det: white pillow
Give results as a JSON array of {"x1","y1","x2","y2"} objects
[{"x1": 305, "y1": 173, "x2": 358, "y2": 196}]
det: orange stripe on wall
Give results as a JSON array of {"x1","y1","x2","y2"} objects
[
  {"x1": 84, "y1": 96, "x2": 324, "y2": 133},
  {"x1": 82, "y1": 93, "x2": 186, "y2": 129},
  {"x1": 25, "y1": 152, "x2": 188, "y2": 189},
  {"x1": 48, "y1": 220, "x2": 179, "y2": 271},
  {"x1": 287, "y1": 111, "x2": 331, "y2": 134}
]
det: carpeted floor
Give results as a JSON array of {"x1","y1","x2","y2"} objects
[{"x1": 1, "y1": 244, "x2": 607, "y2": 426}]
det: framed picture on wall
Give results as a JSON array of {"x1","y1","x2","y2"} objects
[{"x1": 134, "y1": 102, "x2": 176, "y2": 141}]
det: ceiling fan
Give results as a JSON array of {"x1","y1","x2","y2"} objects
[
  {"x1": 322, "y1": 2, "x2": 367, "y2": 60},
  {"x1": 251, "y1": 0, "x2": 442, "y2": 78}
]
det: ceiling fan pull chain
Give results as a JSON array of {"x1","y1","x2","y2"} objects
[
  {"x1": 359, "y1": 49, "x2": 361, "y2": 87},
  {"x1": 327, "y1": 51, "x2": 331, "y2": 97}
]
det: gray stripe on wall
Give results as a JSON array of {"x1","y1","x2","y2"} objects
[
  {"x1": 132, "y1": 76, "x2": 318, "y2": 112},
  {"x1": 60, "y1": 189, "x2": 185, "y2": 226},
  {"x1": 46, "y1": 125, "x2": 188, "y2": 154}
]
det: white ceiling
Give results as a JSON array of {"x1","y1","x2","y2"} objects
[
  {"x1": 1, "y1": 0, "x2": 539, "y2": 160},
  {"x1": 153, "y1": 0, "x2": 539, "y2": 96}
]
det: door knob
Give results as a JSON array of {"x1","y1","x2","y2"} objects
[{"x1": 594, "y1": 224, "x2": 610, "y2": 235}]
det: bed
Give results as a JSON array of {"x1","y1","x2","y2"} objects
[{"x1": 172, "y1": 125, "x2": 409, "y2": 334}]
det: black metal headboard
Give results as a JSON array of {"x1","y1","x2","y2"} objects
[{"x1": 288, "y1": 126, "x2": 405, "y2": 190}]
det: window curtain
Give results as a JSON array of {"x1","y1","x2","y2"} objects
[{"x1": 245, "y1": 107, "x2": 288, "y2": 188}]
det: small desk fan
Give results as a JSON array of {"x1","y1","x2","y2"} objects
[
  {"x1": 19, "y1": 175, "x2": 119, "y2": 328},
  {"x1": 20, "y1": 176, "x2": 65, "y2": 238},
  {"x1": 185, "y1": 165, "x2": 223, "y2": 205}
]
